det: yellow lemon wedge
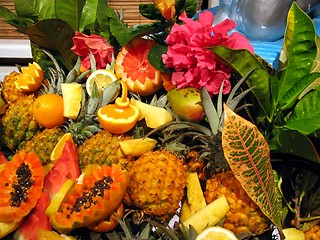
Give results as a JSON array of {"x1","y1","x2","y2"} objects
[
  {"x1": 0, "y1": 221, "x2": 22, "y2": 239},
  {"x1": 61, "y1": 83, "x2": 83, "y2": 119},
  {"x1": 50, "y1": 133, "x2": 73, "y2": 161},
  {"x1": 195, "y1": 226, "x2": 238, "y2": 240},
  {"x1": 119, "y1": 137, "x2": 157, "y2": 156},
  {"x1": 45, "y1": 179, "x2": 75, "y2": 217},
  {"x1": 86, "y1": 69, "x2": 118, "y2": 96}
]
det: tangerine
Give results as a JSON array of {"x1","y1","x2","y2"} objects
[
  {"x1": 115, "y1": 37, "x2": 163, "y2": 96},
  {"x1": 33, "y1": 94, "x2": 65, "y2": 128}
]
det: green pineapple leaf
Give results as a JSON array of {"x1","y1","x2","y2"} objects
[{"x1": 222, "y1": 104, "x2": 283, "y2": 230}]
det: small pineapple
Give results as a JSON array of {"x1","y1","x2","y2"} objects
[
  {"x1": 77, "y1": 130, "x2": 134, "y2": 170},
  {"x1": 19, "y1": 127, "x2": 65, "y2": 166},
  {"x1": 125, "y1": 149, "x2": 186, "y2": 221},
  {"x1": 204, "y1": 171, "x2": 269, "y2": 235},
  {"x1": 1, "y1": 71, "x2": 27, "y2": 106},
  {"x1": 0, "y1": 94, "x2": 40, "y2": 151}
]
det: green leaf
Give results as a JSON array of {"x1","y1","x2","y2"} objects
[
  {"x1": 280, "y1": 72, "x2": 320, "y2": 110},
  {"x1": 269, "y1": 130, "x2": 320, "y2": 164},
  {"x1": 275, "y1": 3, "x2": 318, "y2": 108},
  {"x1": 55, "y1": 0, "x2": 86, "y2": 31},
  {"x1": 14, "y1": 0, "x2": 55, "y2": 19},
  {"x1": 0, "y1": 6, "x2": 33, "y2": 32},
  {"x1": 148, "y1": 44, "x2": 169, "y2": 73},
  {"x1": 79, "y1": 0, "x2": 98, "y2": 31},
  {"x1": 285, "y1": 90, "x2": 320, "y2": 135},
  {"x1": 110, "y1": 20, "x2": 162, "y2": 46},
  {"x1": 222, "y1": 105, "x2": 283, "y2": 229},
  {"x1": 27, "y1": 19, "x2": 77, "y2": 70},
  {"x1": 175, "y1": 0, "x2": 197, "y2": 19},
  {"x1": 211, "y1": 46, "x2": 271, "y2": 115},
  {"x1": 139, "y1": 4, "x2": 165, "y2": 21}
]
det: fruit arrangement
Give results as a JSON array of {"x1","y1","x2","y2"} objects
[{"x1": 0, "y1": 0, "x2": 319, "y2": 240}]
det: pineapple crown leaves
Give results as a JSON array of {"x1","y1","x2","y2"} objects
[{"x1": 201, "y1": 68, "x2": 256, "y2": 135}]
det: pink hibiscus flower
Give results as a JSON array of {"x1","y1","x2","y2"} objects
[
  {"x1": 162, "y1": 11, "x2": 254, "y2": 95},
  {"x1": 71, "y1": 32, "x2": 114, "y2": 70}
]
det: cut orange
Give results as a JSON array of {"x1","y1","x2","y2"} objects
[
  {"x1": 86, "y1": 69, "x2": 118, "y2": 96},
  {"x1": 50, "y1": 133, "x2": 73, "y2": 161},
  {"x1": 97, "y1": 81, "x2": 139, "y2": 134},
  {"x1": 115, "y1": 37, "x2": 163, "y2": 96},
  {"x1": 195, "y1": 226, "x2": 238, "y2": 240},
  {"x1": 15, "y1": 62, "x2": 44, "y2": 92}
]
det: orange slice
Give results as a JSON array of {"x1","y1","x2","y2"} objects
[
  {"x1": 15, "y1": 62, "x2": 44, "y2": 92},
  {"x1": 97, "y1": 81, "x2": 139, "y2": 134},
  {"x1": 115, "y1": 37, "x2": 163, "y2": 96},
  {"x1": 50, "y1": 133, "x2": 73, "y2": 161}
]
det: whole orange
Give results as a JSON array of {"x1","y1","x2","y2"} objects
[{"x1": 33, "y1": 94, "x2": 65, "y2": 128}]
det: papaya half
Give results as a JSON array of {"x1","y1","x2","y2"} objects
[{"x1": 49, "y1": 164, "x2": 128, "y2": 234}]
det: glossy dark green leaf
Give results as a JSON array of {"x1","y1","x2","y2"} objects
[
  {"x1": 275, "y1": 3, "x2": 317, "y2": 108},
  {"x1": 280, "y1": 73, "x2": 320, "y2": 110},
  {"x1": 148, "y1": 44, "x2": 169, "y2": 73},
  {"x1": 270, "y1": 130, "x2": 320, "y2": 164},
  {"x1": 0, "y1": 6, "x2": 33, "y2": 32},
  {"x1": 222, "y1": 105, "x2": 283, "y2": 229},
  {"x1": 15, "y1": 0, "x2": 55, "y2": 19},
  {"x1": 27, "y1": 19, "x2": 76, "y2": 70},
  {"x1": 211, "y1": 46, "x2": 271, "y2": 114},
  {"x1": 55, "y1": 0, "x2": 85, "y2": 31},
  {"x1": 285, "y1": 90, "x2": 320, "y2": 135},
  {"x1": 139, "y1": 4, "x2": 165, "y2": 21}
]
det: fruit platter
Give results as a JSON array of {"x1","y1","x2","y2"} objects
[{"x1": 0, "y1": 0, "x2": 320, "y2": 239}]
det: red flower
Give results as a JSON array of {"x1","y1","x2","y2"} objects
[
  {"x1": 162, "y1": 11, "x2": 254, "y2": 95},
  {"x1": 71, "y1": 32, "x2": 114, "y2": 70}
]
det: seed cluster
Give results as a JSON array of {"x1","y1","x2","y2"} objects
[
  {"x1": 66, "y1": 176, "x2": 113, "y2": 218},
  {"x1": 7, "y1": 162, "x2": 33, "y2": 207}
]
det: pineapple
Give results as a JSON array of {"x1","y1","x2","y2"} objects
[
  {"x1": 0, "y1": 94, "x2": 40, "y2": 151},
  {"x1": 19, "y1": 127, "x2": 65, "y2": 166},
  {"x1": 76, "y1": 130, "x2": 134, "y2": 170},
  {"x1": 125, "y1": 149, "x2": 186, "y2": 221},
  {"x1": 304, "y1": 223, "x2": 320, "y2": 240},
  {"x1": 204, "y1": 171, "x2": 269, "y2": 235},
  {"x1": 1, "y1": 71, "x2": 27, "y2": 106}
]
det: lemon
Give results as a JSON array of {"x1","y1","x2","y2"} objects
[
  {"x1": 50, "y1": 133, "x2": 73, "y2": 161},
  {"x1": 61, "y1": 83, "x2": 82, "y2": 119},
  {"x1": 119, "y1": 137, "x2": 157, "y2": 156},
  {"x1": 195, "y1": 226, "x2": 238, "y2": 240},
  {"x1": 45, "y1": 179, "x2": 75, "y2": 217},
  {"x1": 86, "y1": 69, "x2": 118, "y2": 96}
]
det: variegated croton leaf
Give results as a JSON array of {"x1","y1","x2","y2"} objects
[{"x1": 221, "y1": 104, "x2": 282, "y2": 230}]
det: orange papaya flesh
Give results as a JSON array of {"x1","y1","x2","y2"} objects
[
  {"x1": 50, "y1": 164, "x2": 128, "y2": 234},
  {"x1": 88, "y1": 203, "x2": 124, "y2": 232},
  {"x1": 0, "y1": 151, "x2": 45, "y2": 223}
]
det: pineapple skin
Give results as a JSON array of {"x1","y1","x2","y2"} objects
[
  {"x1": 1, "y1": 71, "x2": 27, "y2": 106},
  {"x1": 20, "y1": 127, "x2": 65, "y2": 166},
  {"x1": 204, "y1": 171, "x2": 269, "y2": 236},
  {"x1": 304, "y1": 225, "x2": 320, "y2": 240},
  {"x1": 0, "y1": 94, "x2": 40, "y2": 151},
  {"x1": 125, "y1": 149, "x2": 187, "y2": 221},
  {"x1": 77, "y1": 130, "x2": 134, "y2": 170}
]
